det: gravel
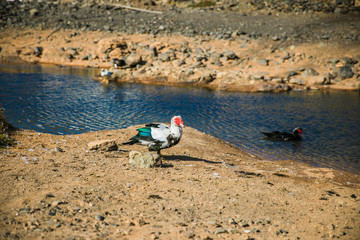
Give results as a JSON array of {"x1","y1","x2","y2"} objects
[{"x1": 1, "y1": 0, "x2": 359, "y2": 46}]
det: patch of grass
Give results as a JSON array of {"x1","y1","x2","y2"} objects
[
  {"x1": 0, "y1": 108, "x2": 15, "y2": 148},
  {"x1": 0, "y1": 134, "x2": 15, "y2": 148},
  {"x1": 188, "y1": 0, "x2": 216, "y2": 8}
]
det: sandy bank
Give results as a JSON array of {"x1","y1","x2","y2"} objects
[{"x1": 0, "y1": 126, "x2": 359, "y2": 239}]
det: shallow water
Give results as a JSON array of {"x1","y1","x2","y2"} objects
[{"x1": 1, "y1": 63, "x2": 359, "y2": 174}]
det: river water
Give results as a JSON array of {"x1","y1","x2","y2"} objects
[{"x1": 1, "y1": 63, "x2": 359, "y2": 174}]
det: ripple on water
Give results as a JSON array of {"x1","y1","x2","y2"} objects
[{"x1": 0, "y1": 64, "x2": 359, "y2": 174}]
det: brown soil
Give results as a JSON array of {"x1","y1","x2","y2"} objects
[
  {"x1": 1, "y1": 28, "x2": 359, "y2": 91},
  {"x1": 1, "y1": 3, "x2": 360, "y2": 239},
  {"x1": 1, "y1": 127, "x2": 359, "y2": 239}
]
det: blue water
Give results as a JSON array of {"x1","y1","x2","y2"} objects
[{"x1": 1, "y1": 63, "x2": 359, "y2": 174}]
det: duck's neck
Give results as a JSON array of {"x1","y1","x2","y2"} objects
[{"x1": 171, "y1": 124, "x2": 182, "y2": 138}]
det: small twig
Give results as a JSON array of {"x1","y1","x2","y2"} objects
[
  {"x1": 42, "y1": 25, "x2": 62, "y2": 42},
  {"x1": 21, "y1": 25, "x2": 63, "y2": 48},
  {"x1": 113, "y1": 4, "x2": 163, "y2": 14}
]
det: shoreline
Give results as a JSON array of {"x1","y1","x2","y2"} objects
[
  {"x1": 1, "y1": 28, "x2": 359, "y2": 92},
  {"x1": 1, "y1": 126, "x2": 360, "y2": 239}
]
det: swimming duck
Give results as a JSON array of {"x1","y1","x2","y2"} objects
[{"x1": 262, "y1": 127, "x2": 303, "y2": 141}]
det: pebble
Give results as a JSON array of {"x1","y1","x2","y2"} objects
[
  {"x1": 215, "y1": 228, "x2": 228, "y2": 234},
  {"x1": 54, "y1": 147, "x2": 64, "y2": 152},
  {"x1": 95, "y1": 214, "x2": 105, "y2": 221},
  {"x1": 258, "y1": 58, "x2": 269, "y2": 66}
]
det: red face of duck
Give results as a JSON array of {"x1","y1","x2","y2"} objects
[
  {"x1": 296, "y1": 128, "x2": 303, "y2": 135},
  {"x1": 174, "y1": 116, "x2": 185, "y2": 128}
]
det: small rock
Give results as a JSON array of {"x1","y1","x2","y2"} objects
[
  {"x1": 33, "y1": 46, "x2": 43, "y2": 57},
  {"x1": 87, "y1": 140, "x2": 118, "y2": 151},
  {"x1": 329, "y1": 58, "x2": 340, "y2": 64},
  {"x1": 46, "y1": 193, "x2": 55, "y2": 198},
  {"x1": 29, "y1": 9, "x2": 39, "y2": 17},
  {"x1": 216, "y1": 228, "x2": 228, "y2": 234},
  {"x1": 208, "y1": 220, "x2": 218, "y2": 226},
  {"x1": 81, "y1": 54, "x2": 89, "y2": 61},
  {"x1": 55, "y1": 147, "x2": 64, "y2": 152},
  {"x1": 286, "y1": 71, "x2": 298, "y2": 79},
  {"x1": 158, "y1": 52, "x2": 170, "y2": 62},
  {"x1": 129, "y1": 151, "x2": 160, "y2": 168},
  {"x1": 223, "y1": 50, "x2": 238, "y2": 60},
  {"x1": 258, "y1": 58, "x2": 269, "y2": 66},
  {"x1": 199, "y1": 74, "x2": 215, "y2": 84},
  {"x1": 338, "y1": 65, "x2": 354, "y2": 80},
  {"x1": 95, "y1": 214, "x2": 105, "y2": 221},
  {"x1": 341, "y1": 57, "x2": 358, "y2": 65},
  {"x1": 51, "y1": 201, "x2": 60, "y2": 208},
  {"x1": 185, "y1": 230, "x2": 195, "y2": 238},
  {"x1": 301, "y1": 68, "x2": 319, "y2": 77},
  {"x1": 323, "y1": 72, "x2": 334, "y2": 84},
  {"x1": 195, "y1": 47, "x2": 204, "y2": 55}
]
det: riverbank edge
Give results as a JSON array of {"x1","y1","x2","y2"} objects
[
  {"x1": 5, "y1": 124, "x2": 360, "y2": 185},
  {"x1": 1, "y1": 28, "x2": 359, "y2": 92},
  {"x1": 1, "y1": 125, "x2": 360, "y2": 239}
]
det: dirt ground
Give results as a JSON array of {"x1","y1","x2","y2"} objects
[
  {"x1": 1, "y1": 1, "x2": 360, "y2": 239},
  {"x1": 1, "y1": 28, "x2": 359, "y2": 91},
  {"x1": 1, "y1": 126, "x2": 359, "y2": 239}
]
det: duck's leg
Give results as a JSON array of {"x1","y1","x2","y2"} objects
[{"x1": 157, "y1": 149, "x2": 162, "y2": 166}]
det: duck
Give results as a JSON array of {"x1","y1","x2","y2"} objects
[
  {"x1": 123, "y1": 116, "x2": 185, "y2": 156},
  {"x1": 262, "y1": 127, "x2": 303, "y2": 141},
  {"x1": 100, "y1": 68, "x2": 113, "y2": 78}
]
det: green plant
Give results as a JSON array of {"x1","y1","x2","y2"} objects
[
  {"x1": 0, "y1": 134, "x2": 15, "y2": 148},
  {"x1": 0, "y1": 108, "x2": 15, "y2": 148}
]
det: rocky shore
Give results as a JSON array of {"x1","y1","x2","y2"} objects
[{"x1": 1, "y1": 0, "x2": 360, "y2": 91}]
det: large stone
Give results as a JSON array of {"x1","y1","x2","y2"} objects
[
  {"x1": 307, "y1": 76, "x2": 328, "y2": 85},
  {"x1": 87, "y1": 140, "x2": 118, "y2": 151},
  {"x1": 126, "y1": 53, "x2": 142, "y2": 67},
  {"x1": 129, "y1": 151, "x2": 160, "y2": 168},
  {"x1": 338, "y1": 65, "x2": 354, "y2": 80},
  {"x1": 111, "y1": 69, "x2": 126, "y2": 79},
  {"x1": 301, "y1": 68, "x2": 319, "y2": 77},
  {"x1": 289, "y1": 78, "x2": 306, "y2": 85}
]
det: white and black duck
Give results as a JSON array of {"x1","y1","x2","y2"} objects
[
  {"x1": 123, "y1": 116, "x2": 185, "y2": 155},
  {"x1": 100, "y1": 68, "x2": 113, "y2": 77}
]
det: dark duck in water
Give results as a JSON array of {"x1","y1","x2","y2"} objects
[
  {"x1": 262, "y1": 127, "x2": 303, "y2": 141},
  {"x1": 123, "y1": 116, "x2": 184, "y2": 155}
]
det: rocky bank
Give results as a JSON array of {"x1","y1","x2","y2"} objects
[{"x1": 1, "y1": 0, "x2": 360, "y2": 91}]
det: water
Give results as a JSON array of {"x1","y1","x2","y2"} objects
[{"x1": 1, "y1": 63, "x2": 359, "y2": 174}]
